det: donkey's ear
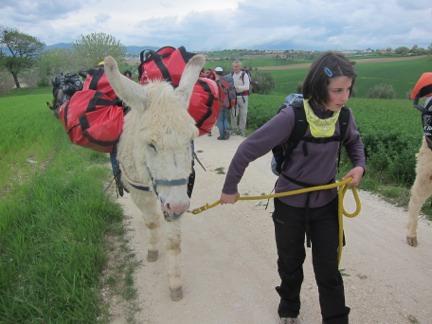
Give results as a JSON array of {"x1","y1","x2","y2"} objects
[
  {"x1": 175, "y1": 54, "x2": 205, "y2": 107},
  {"x1": 104, "y1": 56, "x2": 148, "y2": 109}
]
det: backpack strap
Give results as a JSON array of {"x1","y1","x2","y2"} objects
[
  {"x1": 337, "y1": 106, "x2": 350, "y2": 169},
  {"x1": 338, "y1": 106, "x2": 350, "y2": 142},
  {"x1": 88, "y1": 68, "x2": 104, "y2": 90},
  {"x1": 278, "y1": 101, "x2": 308, "y2": 173}
]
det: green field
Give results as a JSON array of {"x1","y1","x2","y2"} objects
[{"x1": 267, "y1": 56, "x2": 432, "y2": 98}]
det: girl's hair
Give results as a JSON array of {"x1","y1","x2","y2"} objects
[{"x1": 302, "y1": 51, "x2": 356, "y2": 104}]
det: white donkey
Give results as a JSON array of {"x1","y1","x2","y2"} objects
[
  {"x1": 407, "y1": 138, "x2": 432, "y2": 247},
  {"x1": 407, "y1": 97, "x2": 432, "y2": 247},
  {"x1": 104, "y1": 54, "x2": 204, "y2": 300}
]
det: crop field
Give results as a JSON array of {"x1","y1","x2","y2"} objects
[{"x1": 266, "y1": 56, "x2": 432, "y2": 98}]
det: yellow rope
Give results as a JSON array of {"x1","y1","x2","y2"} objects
[{"x1": 190, "y1": 178, "x2": 361, "y2": 264}]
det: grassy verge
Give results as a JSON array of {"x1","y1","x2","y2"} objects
[{"x1": 0, "y1": 89, "x2": 136, "y2": 323}]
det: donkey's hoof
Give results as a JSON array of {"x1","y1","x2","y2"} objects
[
  {"x1": 170, "y1": 287, "x2": 183, "y2": 301},
  {"x1": 406, "y1": 236, "x2": 418, "y2": 247},
  {"x1": 147, "y1": 250, "x2": 159, "y2": 262}
]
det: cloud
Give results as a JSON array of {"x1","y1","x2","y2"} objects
[
  {"x1": 0, "y1": 0, "x2": 430, "y2": 50},
  {"x1": 1, "y1": 0, "x2": 89, "y2": 21}
]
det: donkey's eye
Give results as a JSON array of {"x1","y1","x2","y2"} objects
[{"x1": 148, "y1": 143, "x2": 157, "y2": 152}]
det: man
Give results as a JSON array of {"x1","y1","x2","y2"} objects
[
  {"x1": 231, "y1": 60, "x2": 250, "y2": 136},
  {"x1": 214, "y1": 66, "x2": 230, "y2": 140},
  {"x1": 215, "y1": 66, "x2": 237, "y2": 140}
]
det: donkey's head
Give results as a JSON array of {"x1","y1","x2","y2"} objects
[{"x1": 104, "y1": 55, "x2": 204, "y2": 220}]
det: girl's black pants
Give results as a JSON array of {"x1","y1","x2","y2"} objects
[{"x1": 272, "y1": 198, "x2": 350, "y2": 324}]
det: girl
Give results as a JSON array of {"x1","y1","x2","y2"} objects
[{"x1": 220, "y1": 52, "x2": 365, "y2": 324}]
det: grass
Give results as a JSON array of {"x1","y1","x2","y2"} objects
[
  {"x1": 265, "y1": 56, "x2": 432, "y2": 99},
  {"x1": 0, "y1": 89, "x2": 134, "y2": 323}
]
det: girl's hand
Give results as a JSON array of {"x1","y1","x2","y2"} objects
[
  {"x1": 220, "y1": 192, "x2": 240, "y2": 204},
  {"x1": 343, "y1": 166, "x2": 364, "y2": 187}
]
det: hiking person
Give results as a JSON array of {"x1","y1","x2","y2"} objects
[
  {"x1": 215, "y1": 66, "x2": 236, "y2": 140},
  {"x1": 231, "y1": 59, "x2": 250, "y2": 136},
  {"x1": 219, "y1": 52, "x2": 366, "y2": 324}
]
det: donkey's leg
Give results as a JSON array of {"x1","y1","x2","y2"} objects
[
  {"x1": 407, "y1": 175, "x2": 432, "y2": 247},
  {"x1": 131, "y1": 190, "x2": 161, "y2": 261},
  {"x1": 407, "y1": 146, "x2": 432, "y2": 247},
  {"x1": 165, "y1": 219, "x2": 183, "y2": 301}
]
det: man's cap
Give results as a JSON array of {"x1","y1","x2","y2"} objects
[{"x1": 214, "y1": 66, "x2": 224, "y2": 73}]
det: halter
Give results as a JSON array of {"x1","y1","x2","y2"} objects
[
  {"x1": 120, "y1": 161, "x2": 189, "y2": 195},
  {"x1": 415, "y1": 98, "x2": 432, "y2": 150}
]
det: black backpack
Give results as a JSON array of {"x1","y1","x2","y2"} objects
[
  {"x1": 50, "y1": 73, "x2": 83, "y2": 110},
  {"x1": 271, "y1": 100, "x2": 350, "y2": 175}
]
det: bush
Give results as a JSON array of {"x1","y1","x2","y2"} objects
[
  {"x1": 251, "y1": 70, "x2": 275, "y2": 94},
  {"x1": 0, "y1": 71, "x2": 15, "y2": 93},
  {"x1": 360, "y1": 131, "x2": 417, "y2": 185},
  {"x1": 367, "y1": 83, "x2": 395, "y2": 99}
]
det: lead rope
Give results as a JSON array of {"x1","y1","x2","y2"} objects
[{"x1": 190, "y1": 178, "x2": 361, "y2": 265}]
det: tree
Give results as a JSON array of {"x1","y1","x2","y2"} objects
[
  {"x1": 73, "y1": 32, "x2": 126, "y2": 69},
  {"x1": 394, "y1": 46, "x2": 410, "y2": 56},
  {"x1": 0, "y1": 27, "x2": 44, "y2": 88},
  {"x1": 37, "y1": 48, "x2": 78, "y2": 86}
]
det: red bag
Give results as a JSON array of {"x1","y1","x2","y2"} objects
[
  {"x1": 58, "y1": 88, "x2": 124, "y2": 153},
  {"x1": 189, "y1": 78, "x2": 220, "y2": 136},
  {"x1": 139, "y1": 46, "x2": 195, "y2": 87},
  {"x1": 139, "y1": 46, "x2": 220, "y2": 135},
  {"x1": 82, "y1": 68, "x2": 117, "y2": 100}
]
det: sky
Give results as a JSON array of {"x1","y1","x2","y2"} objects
[{"x1": 0, "y1": 0, "x2": 431, "y2": 51}]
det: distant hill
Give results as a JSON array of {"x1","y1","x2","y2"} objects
[
  {"x1": 45, "y1": 43, "x2": 73, "y2": 50},
  {"x1": 125, "y1": 45, "x2": 158, "y2": 56},
  {"x1": 44, "y1": 43, "x2": 158, "y2": 56}
]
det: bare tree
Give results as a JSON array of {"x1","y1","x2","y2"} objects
[{"x1": 0, "y1": 27, "x2": 44, "y2": 88}]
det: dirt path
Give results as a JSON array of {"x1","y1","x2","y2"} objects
[
  {"x1": 257, "y1": 55, "x2": 428, "y2": 71},
  {"x1": 115, "y1": 134, "x2": 432, "y2": 324}
]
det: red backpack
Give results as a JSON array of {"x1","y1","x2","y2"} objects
[
  {"x1": 57, "y1": 68, "x2": 124, "y2": 153},
  {"x1": 139, "y1": 46, "x2": 220, "y2": 135},
  {"x1": 139, "y1": 46, "x2": 195, "y2": 87},
  {"x1": 189, "y1": 78, "x2": 220, "y2": 136},
  {"x1": 82, "y1": 68, "x2": 117, "y2": 99}
]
